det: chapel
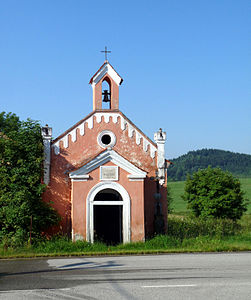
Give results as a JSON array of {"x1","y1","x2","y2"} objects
[{"x1": 42, "y1": 58, "x2": 170, "y2": 244}]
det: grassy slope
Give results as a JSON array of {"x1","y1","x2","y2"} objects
[{"x1": 168, "y1": 177, "x2": 251, "y2": 214}]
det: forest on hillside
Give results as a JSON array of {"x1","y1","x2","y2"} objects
[{"x1": 167, "y1": 149, "x2": 251, "y2": 181}]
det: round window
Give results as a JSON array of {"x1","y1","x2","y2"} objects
[
  {"x1": 97, "y1": 131, "x2": 116, "y2": 148},
  {"x1": 101, "y1": 134, "x2": 111, "y2": 145}
]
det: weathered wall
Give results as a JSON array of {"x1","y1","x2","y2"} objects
[{"x1": 43, "y1": 111, "x2": 166, "y2": 242}]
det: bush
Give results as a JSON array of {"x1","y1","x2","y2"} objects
[
  {"x1": 168, "y1": 215, "x2": 240, "y2": 240},
  {"x1": 182, "y1": 167, "x2": 248, "y2": 220}
]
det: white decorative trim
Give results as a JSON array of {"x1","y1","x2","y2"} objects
[
  {"x1": 136, "y1": 131, "x2": 142, "y2": 145},
  {"x1": 86, "y1": 181, "x2": 131, "y2": 243},
  {"x1": 87, "y1": 116, "x2": 93, "y2": 129},
  {"x1": 53, "y1": 141, "x2": 60, "y2": 155},
  {"x1": 69, "y1": 149, "x2": 147, "y2": 179},
  {"x1": 70, "y1": 174, "x2": 90, "y2": 180},
  {"x1": 128, "y1": 124, "x2": 134, "y2": 138},
  {"x1": 92, "y1": 201, "x2": 124, "y2": 205},
  {"x1": 79, "y1": 123, "x2": 85, "y2": 136},
  {"x1": 143, "y1": 139, "x2": 149, "y2": 152},
  {"x1": 112, "y1": 114, "x2": 119, "y2": 123},
  {"x1": 96, "y1": 114, "x2": 102, "y2": 123},
  {"x1": 127, "y1": 174, "x2": 145, "y2": 179},
  {"x1": 150, "y1": 145, "x2": 156, "y2": 159},
  {"x1": 104, "y1": 114, "x2": 110, "y2": 123},
  {"x1": 70, "y1": 129, "x2": 76, "y2": 142},
  {"x1": 127, "y1": 174, "x2": 145, "y2": 181},
  {"x1": 52, "y1": 112, "x2": 157, "y2": 159},
  {"x1": 91, "y1": 62, "x2": 122, "y2": 87},
  {"x1": 121, "y1": 117, "x2": 126, "y2": 130},
  {"x1": 62, "y1": 135, "x2": 68, "y2": 148}
]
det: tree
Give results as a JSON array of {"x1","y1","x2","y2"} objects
[
  {"x1": 0, "y1": 112, "x2": 59, "y2": 246},
  {"x1": 167, "y1": 149, "x2": 251, "y2": 181},
  {"x1": 182, "y1": 166, "x2": 247, "y2": 220}
]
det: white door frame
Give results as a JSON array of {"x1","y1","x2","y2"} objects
[{"x1": 86, "y1": 182, "x2": 131, "y2": 243}]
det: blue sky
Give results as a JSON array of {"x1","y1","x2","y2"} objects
[{"x1": 0, "y1": 0, "x2": 250, "y2": 158}]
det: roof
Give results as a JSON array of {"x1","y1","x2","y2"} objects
[
  {"x1": 52, "y1": 110, "x2": 157, "y2": 154},
  {"x1": 52, "y1": 110, "x2": 95, "y2": 144},
  {"x1": 51, "y1": 110, "x2": 158, "y2": 159},
  {"x1": 89, "y1": 61, "x2": 123, "y2": 86}
]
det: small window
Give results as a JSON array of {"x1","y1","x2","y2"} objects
[
  {"x1": 101, "y1": 134, "x2": 111, "y2": 145},
  {"x1": 97, "y1": 130, "x2": 116, "y2": 148}
]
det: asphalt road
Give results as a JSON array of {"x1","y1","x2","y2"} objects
[{"x1": 0, "y1": 252, "x2": 251, "y2": 300}]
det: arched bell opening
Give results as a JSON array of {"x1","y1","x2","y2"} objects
[{"x1": 102, "y1": 77, "x2": 111, "y2": 109}]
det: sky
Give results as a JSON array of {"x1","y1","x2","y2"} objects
[{"x1": 0, "y1": 0, "x2": 250, "y2": 158}]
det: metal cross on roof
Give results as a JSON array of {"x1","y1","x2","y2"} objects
[{"x1": 101, "y1": 46, "x2": 111, "y2": 61}]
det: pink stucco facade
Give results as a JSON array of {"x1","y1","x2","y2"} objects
[{"x1": 43, "y1": 61, "x2": 168, "y2": 243}]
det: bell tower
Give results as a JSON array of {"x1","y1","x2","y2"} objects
[{"x1": 89, "y1": 61, "x2": 123, "y2": 111}]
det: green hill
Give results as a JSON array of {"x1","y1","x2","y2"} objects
[
  {"x1": 167, "y1": 149, "x2": 251, "y2": 181},
  {"x1": 168, "y1": 178, "x2": 251, "y2": 214}
]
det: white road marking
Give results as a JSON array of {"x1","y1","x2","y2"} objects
[
  {"x1": 39, "y1": 290, "x2": 83, "y2": 300},
  {"x1": 142, "y1": 284, "x2": 197, "y2": 288}
]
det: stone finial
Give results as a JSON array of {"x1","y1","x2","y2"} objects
[
  {"x1": 154, "y1": 128, "x2": 167, "y2": 185},
  {"x1": 41, "y1": 124, "x2": 52, "y2": 185},
  {"x1": 41, "y1": 124, "x2": 52, "y2": 139},
  {"x1": 154, "y1": 128, "x2": 166, "y2": 143}
]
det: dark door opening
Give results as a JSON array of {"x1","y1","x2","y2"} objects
[{"x1": 94, "y1": 205, "x2": 123, "y2": 245}]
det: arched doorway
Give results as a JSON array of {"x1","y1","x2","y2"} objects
[
  {"x1": 86, "y1": 182, "x2": 131, "y2": 244},
  {"x1": 94, "y1": 189, "x2": 122, "y2": 244}
]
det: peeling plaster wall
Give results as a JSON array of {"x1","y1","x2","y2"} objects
[{"x1": 52, "y1": 113, "x2": 157, "y2": 169}]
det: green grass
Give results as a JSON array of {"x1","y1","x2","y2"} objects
[
  {"x1": 168, "y1": 181, "x2": 186, "y2": 214},
  {"x1": 240, "y1": 178, "x2": 251, "y2": 213},
  {"x1": 1, "y1": 232, "x2": 251, "y2": 259},
  {"x1": 1, "y1": 178, "x2": 250, "y2": 259},
  {"x1": 1, "y1": 213, "x2": 251, "y2": 258},
  {"x1": 168, "y1": 177, "x2": 251, "y2": 214}
]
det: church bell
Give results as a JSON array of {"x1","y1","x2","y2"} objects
[{"x1": 102, "y1": 90, "x2": 111, "y2": 102}]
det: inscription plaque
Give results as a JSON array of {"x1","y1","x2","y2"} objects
[{"x1": 100, "y1": 166, "x2": 118, "y2": 181}]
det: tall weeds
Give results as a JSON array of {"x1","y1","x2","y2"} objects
[
  {"x1": 0, "y1": 215, "x2": 250, "y2": 257},
  {"x1": 167, "y1": 215, "x2": 241, "y2": 240}
]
